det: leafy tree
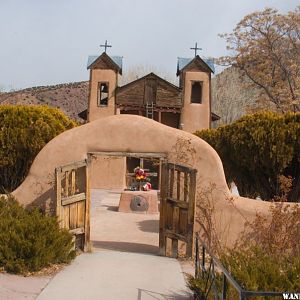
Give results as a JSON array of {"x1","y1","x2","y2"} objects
[
  {"x1": 219, "y1": 7, "x2": 300, "y2": 112},
  {"x1": 195, "y1": 112, "x2": 300, "y2": 202},
  {"x1": 0, "y1": 105, "x2": 76, "y2": 193}
]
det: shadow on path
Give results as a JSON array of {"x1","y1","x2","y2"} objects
[
  {"x1": 101, "y1": 204, "x2": 118, "y2": 211},
  {"x1": 137, "y1": 219, "x2": 159, "y2": 233},
  {"x1": 137, "y1": 288, "x2": 192, "y2": 299},
  {"x1": 92, "y1": 240, "x2": 158, "y2": 254}
]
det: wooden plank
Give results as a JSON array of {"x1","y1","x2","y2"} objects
[
  {"x1": 158, "y1": 158, "x2": 163, "y2": 190},
  {"x1": 55, "y1": 168, "x2": 62, "y2": 227},
  {"x1": 60, "y1": 160, "x2": 87, "y2": 172},
  {"x1": 63, "y1": 205, "x2": 70, "y2": 229},
  {"x1": 172, "y1": 206, "x2": 180, "y2": 258},
  {"x1": 179, "y1": 209, "x2": 188, "y2": 235},
  {"x1": 69, "y1": 203, "x2": 78, "y2": 230},
  {"x1": 65, "y1": 171, "x2": 69, "y2": 197},
  {"x1": 88, "y1": 152, "x2": 167, "y2": 159},
  {"x1": 166, "y1": 163, "x2": 195, "y2": 174},
  {"x1": 184, "y1": 172, "x2": 188, "y2": 202},
  {"x1": 172, "y1": 239, "x2": 178, "y2": 258},
  {"x1": 167, "y1": 197, "x2": 188, "y2": 209},
  {"x1": 71, "y1": 170, "x2": 76, "y2": 196},
  {"x1": 176, "y1": 170, "x2": 180, "y2": 201},
  {"x1": 61, "y1": 192, "x2": 86, "y2": 206},
  {"x1": 186, "y1": 170, "x2": 197, "y2": 257},
  {"x1": 165, "y1": 230, "x2": 188, "y2": 242},
  {"x1": 84, "y1": 155, "x2": 91, "y2": 252},
  {"x1": 77, "y1": 201, "x2": 85, "y2": 227},
  {"x1": 126, "y1": 172, "x2": 158, "y2": 177},
  {"x1": 69, "y1": 227, "x2": 85, "y2": 235},
  {"x1": 140, "y1": 158, "x2": 144, "y2": 169},
  {"x1": 169, "y1": 167, "x2": 174, "y2": 198},
  {"x1": 166, "y1": 203, "x2": 173, "y2": 230},
  {"x1": 159, "y1": 162, "x2": 168, "y2": 256},
  {"x1": 117, "y1": 104, "x2": 181, "y2": 113}
]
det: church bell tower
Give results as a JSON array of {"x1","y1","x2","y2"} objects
[
  {"x1": 177, "y1": 44, "x2": 214, "y2": 133},
  {"x1": 87, "y1": 42, "x2": 122, "y2": 122}
]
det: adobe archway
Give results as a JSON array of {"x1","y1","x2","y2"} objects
[{"x1": 12, "y1": 114, "x2": 285, "y2": 246}]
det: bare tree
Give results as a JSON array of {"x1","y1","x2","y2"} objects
[
  {"x1": 211, "y1": 67, "x2": 274, "y2": 126},
  {"x1": 118, "y1": 64, "x2": 177, "y2": 86},
  {"x1": 218, "y1": 7, "x2": 300, "y2": 112}
]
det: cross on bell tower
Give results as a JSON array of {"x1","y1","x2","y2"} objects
[
  {"x1": 190, "y1": 42, "x2": 202, "y2": 57},
  {"x1": 100, "y1": 40, "x2": 112, "y2": 53}
]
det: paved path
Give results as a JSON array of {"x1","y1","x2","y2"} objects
[
  {"x1": 0, "y1": 190, "x2": 193, "y2": 299},
  {"x1": 0, "y1": 273, "x2": 51, "y2": 300},
  {"x1": 37, "y1": 250, "x2": 192, "y2": 300},
  {"x1": 37, "y1": 189, "x2": 192, "y2": 299}
]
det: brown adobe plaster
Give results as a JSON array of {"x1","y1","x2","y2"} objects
[{"x1": 12, "y1": 114, "x2": 296, "y2": 246}]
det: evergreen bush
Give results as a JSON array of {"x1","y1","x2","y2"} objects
[
  {"x1": 195, "y1": 112, "x2": 300, "y2": 201},
  {"x1": 0, "y1": 105, "x2": 76, "y2": 193},
  {"x1": 188, "y1": 248, "x2": 300, "y2": 300},
  {"x1": 0, "y1": 195, "x2": 76, "y2": 274}
]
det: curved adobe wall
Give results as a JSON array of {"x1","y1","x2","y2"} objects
[{"x1": 12, "y1": 114, "x2": 284, "y2": 245}]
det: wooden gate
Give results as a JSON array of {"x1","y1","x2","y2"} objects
[
  {"x1": 55, "y1": 158, "x2": 91, "y2": 252},
  {"x1": 159, "y1": 162, "x2": 197, "y2": 258}
]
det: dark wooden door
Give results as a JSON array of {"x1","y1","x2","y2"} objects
[
  {"x1": 144, "y1": 77, "x2": 157, "y2": 104},
  {"x1": 159, "y1": 162, "x2": 197, "y2": 258},
  {"x1": 55, "y1": 158, "x2": 91, "y2": 252}
]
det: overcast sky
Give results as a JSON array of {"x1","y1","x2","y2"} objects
[{"x1": 0, "y1": 0, "x2": 298, "y2": 90}]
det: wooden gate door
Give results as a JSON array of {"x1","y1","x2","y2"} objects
[
  {"x1": 159, "y1": 162, "x2": 197, "y2": 258},
  {"x1": 55, "y1": 158, "x2": 91, "y2": 252}
]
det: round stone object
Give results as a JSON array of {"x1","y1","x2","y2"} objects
[
  {"x1": 130, "y1": 195, "x2": 149, "y2": 212},
  {"x1": 118, "y1": 190, "x2": 159, "y2": 214}
]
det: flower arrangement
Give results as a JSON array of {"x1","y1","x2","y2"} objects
[
  {"x1": 133, "y1": 166, "x2": 151, "y2": 191},
  {"x1": 134, "y1": 166, "x2": 148, "y2": 181}
]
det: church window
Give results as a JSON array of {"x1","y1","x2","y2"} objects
[
  {"x1": 97, "y1": 82, "x2": 109, "y2": 106},
  {"x1": 191, "y1": 81, "x2": 203, "y2": 104}
]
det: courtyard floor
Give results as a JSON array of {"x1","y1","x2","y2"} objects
[{"x1": 90, "y1": 189, "x2": 160, "y2": 254}]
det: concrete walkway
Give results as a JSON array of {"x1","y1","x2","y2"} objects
[
  {"x1": 37, "y1": 250, "x2": 192, "y2": 300},
  {"x1": 0, "y1": 273, "x2": 51, "y2": 300},
  {"x1": 37, "y1": 189, "x2": 192, "y2": 299},
  {"x1": 0, "y1": 189, "x2": 193, "y2": 299}
]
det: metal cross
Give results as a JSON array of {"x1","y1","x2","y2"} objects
[
  {"x1": 190, "y1": 42, "x2": 202, "y2": 57},
  {"x1": 100, "y1": 40, "x2": 112, "y2": 53}
]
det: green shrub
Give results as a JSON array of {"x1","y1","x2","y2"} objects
[
  {"x1": 188, "y1": 247, "x2": 300, "y2": 300},
  {"x1": 222, "y1": 246, "x2": 300, "y2": 295},
  {"x1": 0, "y1": 195, "x2": 76, "y2": 274},
  {"x1": 0, "y1": 105, "x2": 76, "y2": 193},
  {"x1": 195, "y1": 112, "x2": 300, "y2": 201}
]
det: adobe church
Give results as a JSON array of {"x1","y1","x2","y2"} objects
[{"x1": 81, "y1": 43, "x2": 219, "y2": 189}]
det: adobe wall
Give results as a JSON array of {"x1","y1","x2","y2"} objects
[
  {"x1": 12, "y1": 114, "x2": 296, "y2": 246},
  {"x1": 90, "y1": 155, "x2": 126, "y2": 189}
]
